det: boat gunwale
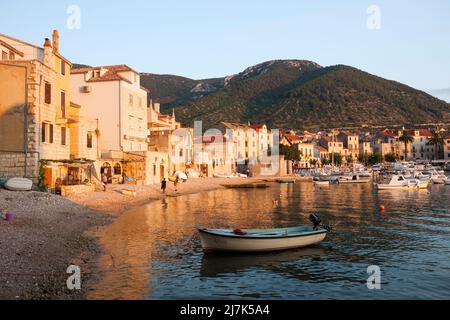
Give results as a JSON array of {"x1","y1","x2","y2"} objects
[{"x1": 198, "y1": 227, "x2": 328, "y2": 240}]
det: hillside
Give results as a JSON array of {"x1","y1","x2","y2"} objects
[{"x1": 141, "y1": 60, "x2": 449, "y2": 130}]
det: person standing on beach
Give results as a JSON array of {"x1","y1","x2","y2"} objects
[
  {"x1": 101, "y1": 173, "x2": 108, "y2": 191},
  {"x1": 161, "y1": 178, "x2": 167, "y2": 194}
]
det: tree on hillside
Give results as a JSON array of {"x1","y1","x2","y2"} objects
[{"x1": 399, "y1": 131, "x2": 414, "y2": 161}]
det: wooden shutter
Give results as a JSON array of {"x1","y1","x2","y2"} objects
[
  {"x1": 61, "y1": 127, "x2": 66, "y2": 145},
  {"x1": 41, "y1": 123, "x2": 46, "y2": 143},
  {"x1": 45, "y1": 82, "x2": 51, "y2": 104},
  {"x1": 49, "y1": 124, "x2": 54, "y2": 143}
]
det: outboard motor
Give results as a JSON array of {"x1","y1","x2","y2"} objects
[
  {"x1": 309, "y1": 214, "x2": 332, "y2": 232},
  {"x1": 309, "y1": 214, "x2": 322, "y2": 229}
]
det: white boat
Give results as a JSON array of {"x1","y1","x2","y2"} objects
[
  {"x1": 5, "y1": 178, "x2": 33, "y2": 191},
  {"x1": 444, "y1": 178, "x2": 450, "y2": 185},
  {"x1": 377, "y1": 175, "x2": 428, "y2": 190},
  {"x1": 338, "y1": 175, "x2": 371, "y2": 184},
  {"x1": 313, "y1": 180, "x2": 330, "y2": 187},
  {"x1": 430, "y1": 171, "x2": 447, "y2": 184},
  {"x1": 198, "y1": 215, "x2": 330, "y2": 253}
]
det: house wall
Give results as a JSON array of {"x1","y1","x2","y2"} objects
[
  {"x1": 0, "y1": 34, "x2": 44, "y2": 61},
  {"x1": 0, "y1": 63, "x2": 26, "y2": 152},
  {"x1": 119, "y1": 80, "x2": 148, "y2": 152},
  {"x1": 68, "y1": 105, "x2": 98, "y2": 161},
  {"x1": 70, "y1": 76, "x2": 120, "y2": 153},
  {"x1": 0, "y1": 59, "x2": 65, "y2": 179}
]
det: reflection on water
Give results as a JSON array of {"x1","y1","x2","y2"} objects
[{"x1": 88, "y1": 183, "x2": 450, "y2": 300}]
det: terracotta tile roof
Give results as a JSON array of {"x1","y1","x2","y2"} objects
[
  {"x1": 71, "y1": 65, "x2": 137, "y2": 84},
  {"x1": 380, "y1": 129, "x2": 397, "y2": 138},
  {"x1": 0, "y1": 39, "x2": 25, "y2": 57},
  {"x1": 417, "y1": 129, "x2": 433, "y2": 137},
  {"x1": 284, "y1": 135, "x2": 302, "y2": 142}
]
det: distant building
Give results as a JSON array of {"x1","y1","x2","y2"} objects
[
  {"x1": 337, "y1": 131, "x2": 359, "y2": 159},
  {"x1": 410, "y1": 129, "x2": 435, "y2": 161},
  {"x1": 444, "y1": 134, "x2": 450, "y2": 161},
  {"x1": 296, "y1": 142, "x2": 315, "y2": 168},
  {"x1": 359, "y1": 139, "x2": 373, "y2": 158}
]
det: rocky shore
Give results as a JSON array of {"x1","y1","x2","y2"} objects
[
  {"x1": 0, "y1": 177, "x2": 263, "y2": 299},
  {"x1": 0, "y1": 189, "x2": 110, "y2": 300}
]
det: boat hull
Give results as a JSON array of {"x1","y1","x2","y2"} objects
[
  {"x1": 5, "y1": 178, "x2": 33, "y2": 191},
  {"x1": 338, "y1": 179, "x2": 371, "y2": 184},
  {"x1": 313, "y1": 181, "x2": 330, "y2": 186},
  {"x1": 198, "y1": 228, "x2": 327, "y2": 253}
]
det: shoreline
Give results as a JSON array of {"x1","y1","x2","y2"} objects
[{"x1": 0, "y1": 177, "x2": 268, "y2": 299}]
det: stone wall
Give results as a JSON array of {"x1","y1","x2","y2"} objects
[{"x1": 0, "y1": 152, "x2": 39, "y2": 180}]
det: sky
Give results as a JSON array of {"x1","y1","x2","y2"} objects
[{"x1": 1, "y1": 0, "x2": 450, "y2": 99}]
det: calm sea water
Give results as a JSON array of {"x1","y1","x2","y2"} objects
[{"x1": 88, "y1": 181, "x2": 450, "y2": 300}]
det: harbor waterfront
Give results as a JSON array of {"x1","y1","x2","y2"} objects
[{"x1": 88, "y1": 181, "x2": 450, "y2": 300}]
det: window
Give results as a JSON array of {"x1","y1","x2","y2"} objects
[
  {"x1": 61, "y1": 91, "x2": 66, "y2": 118},
  {"x1": 44, "y1": 82, "x2": 51, "y2": 104},
  {"x1": 61, "y1": 127, "x2": 66, "y2": 145},
  {"x1": 49, "y1": 124, "x2": 54, "y2": 143},
  {"x1": 41, "y1": 123, "x2": 47, "y2": 143},
  {"x1": 9, "y1": 52, "x2": 15, "y2": 60},
  {"x1": 129, "y1": 94, "x2": 134, "y2": 106},
  {"x1": 1, "y1": 51, "x2": 7, "y2": 60},
  {"x1": 87, "y1": 132, "x2": 93, "y2": 148},
  {"x1": 61, "y1": 60, "x2": 66, "y2": 76}
]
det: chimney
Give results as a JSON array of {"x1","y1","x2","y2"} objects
[
  {"x1": 52, "y1": 30, "x2": 59, "y2": 53},
  {"x1": 43, "y1": 38, "x2": 53, "y2": 67}
]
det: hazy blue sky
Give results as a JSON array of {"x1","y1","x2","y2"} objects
[{"x1": 1, "y1": 0, "x2": 450, "y2": 95}]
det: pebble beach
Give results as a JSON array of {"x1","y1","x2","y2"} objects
[{"x1": 0, "y1": 177, "x2": 263, "y2": 299}]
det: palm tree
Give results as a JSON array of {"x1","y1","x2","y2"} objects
[
  {"x1": 428, "y1": 131, "x2": 444, "y2": 160},
  {"x1": 398, "y1": 131, "x2": 414, "y2": 161}
]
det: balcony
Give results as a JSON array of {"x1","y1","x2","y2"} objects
[{"x1": 55, "y1": 106, "x2": 67, "y2": 125}]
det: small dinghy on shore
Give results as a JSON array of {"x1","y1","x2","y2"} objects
[
  {"x1": 5, "y1": 178, "x2": 33, "y2": 191},
  {"x1": 198, "y1": 214, "x2": 331, "y2": 253}
]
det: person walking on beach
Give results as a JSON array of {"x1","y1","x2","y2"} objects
[
  {"x1": 174, "y1": 177, "x2": 179, "y2": 192},
  {"x1": 161, "y1": 178, "x2": 167, "y2": 194}
]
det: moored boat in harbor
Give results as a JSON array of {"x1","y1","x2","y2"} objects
[
  {"x1": 198, "y1": 215, "x2": 330, "y2": 253},
  {"x1": 377, "y1": 175, "x2": 428, "y2": 190},
  {"x1": 337, "y1": 175, "x2": 371, "y2": 184}
]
